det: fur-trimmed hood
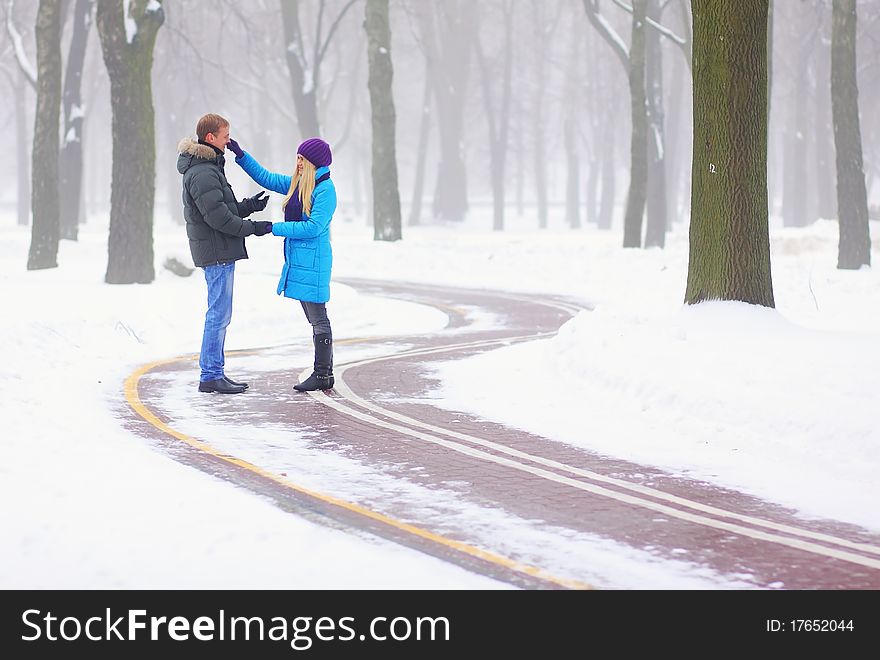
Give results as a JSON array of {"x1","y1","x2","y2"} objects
[
  {"x1": 176, "y1": 137, "x2": 223, "y2": 174},
  {"x1": 177, "y1": 137, "x2": 218, "y2": 159}
]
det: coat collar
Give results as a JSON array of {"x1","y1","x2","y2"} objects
[{"x1": 177, "y1": 137, "x2": 220, "y2": 161}]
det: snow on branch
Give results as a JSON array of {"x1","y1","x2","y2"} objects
[
  {"x1": 595, "y1": 11, "x2": 630, "y2": 53},
  {"x1": 611, "y1": 0, "x2": 687, "y2": 46},
  {"x1": 317, "y1": 0, "x2": 359, "y2": 68},
  {"x1": 123, "y1": 0, "x2": 137, "y2": 43},
  {"x1": 582, "y1": 0, "x2": 629, "y2": 71},
  {"x1": 5, "y1": 0, "x2": 36, "y2": 88},
  {"x1": 608, "y1": 0, "x2": 691, "y2": 70},
  {"x1": 287, "y1": 40, "x2": 312, "y2": 95}
]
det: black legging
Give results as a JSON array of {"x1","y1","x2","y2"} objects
[{"x1": 300, "y1": 301, "x2": 332, "y2": 336}]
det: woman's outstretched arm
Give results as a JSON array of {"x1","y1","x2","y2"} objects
[{"x1": 234, "y1": 152, "x2": 292, "y2": 195}]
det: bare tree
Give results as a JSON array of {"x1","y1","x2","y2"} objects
[
  {"x1": 59, "y1": 0, "x2": 94, "y2": 240},
  {"x1": 643, "y1": 0, "x2": 667, "y2": 247},
  {"x1": 564, "y1": 11, "x2": 583, "y2": 229},
  {"x1": 280, "y1": 0, "x2": 358, "y2": 138},
  {"x1": 4, "y1": 0, "x2": 37, "y2": 226},
  {"x1": 778, "y1": 2, "x2": 818, "y2": 228},
  {"x1": 28, "y1": 0, "x2": 62, "y2": 271},
  {"x1": 583, "y1": 0, "x2": 648, "y2": 248},
  {"x1": 406, "y1": 61, "x2": 431, "y2": 226},
  {"x1": 685, "y1": 0, "x2": 774, "y2": 307},
  {"x1": 417, "y1": 1, "x2": 477, "y2": 222},
  {"x1": 583, "y1": 30, "x2": 618, "y2": 231},
  {"x1": 5, "y1": 0, "x2": 38, "y2": 86},
  {"x1": 831, "y1": 0, "x2": 870, "y2": 270},
  {"x1": 398, "y1": 0, "x2": 432, "y2": 226},
  {"x1": 811, "y1": 0, "x2": 835, "y2": 222},
  {"x1": 0, "y1": 62, "x2": 31, "y2": 226},
  {"x1": 598, "y1": 107, "x2": 617, "y2": 230},
  {"x1": 475, "y1": 0, "x2": 514, "y2": 231},
  {"x1": 96, "y1": 0, "x2": 164, "y2": 284},
  {"x1": 586, "y1": 0, "x2": 690, "y2": 247},
  {"x1": 531, "y1": 0, "x2": 561, "y2": 229},
  {"x1": 365, "y1": 0, "x2": 401, "y2": 241}
]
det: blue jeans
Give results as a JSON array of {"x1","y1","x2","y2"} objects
[{"x1": 199, "y1": 262, "x2": 235, "y2": 382}]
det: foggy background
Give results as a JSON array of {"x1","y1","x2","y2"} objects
[{"x1": 2, "y1": 0, "x2": 879, "y2": 238}]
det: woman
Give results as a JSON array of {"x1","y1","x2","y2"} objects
[{"x1": 227, "y1": 137, "x2": 337, "y2": 392}]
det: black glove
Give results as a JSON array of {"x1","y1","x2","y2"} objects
[
  {"x1": 252, "y1": 221, "x2": 273, "y2": 237},
  {"x1": 246, "y1": 190, "x2": 269, "y2": 212},
  {"x1": 227, "y1": 138, "x2": 244, "y2": 158}
]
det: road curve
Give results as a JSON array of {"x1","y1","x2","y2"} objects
[{"x1": 122, "y1": 278, "x2": 880, "y2": 589}]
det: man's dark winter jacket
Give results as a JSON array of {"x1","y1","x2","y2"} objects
[{"x1": 177, "y1": 137, "x2": 262, "y2": 268}]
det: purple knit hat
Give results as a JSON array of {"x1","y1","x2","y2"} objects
[{"x1": 297, "y1": 138, "x2": 332, "y2": 168}]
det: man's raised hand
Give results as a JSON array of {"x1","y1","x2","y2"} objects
[{"x1": 248, "y1": 190, "x2": 269, "y2": 212}]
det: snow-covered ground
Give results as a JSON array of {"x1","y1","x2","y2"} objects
[{"x1": 2, "y1": 201, "x2": 879, "y2": 589}]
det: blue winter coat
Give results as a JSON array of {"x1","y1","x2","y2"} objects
[{"x1": 236, "y1": 152, "x2": 337, "y2": 303}]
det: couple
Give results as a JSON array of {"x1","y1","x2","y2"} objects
[{"x1": 177, "y1": 113, "x2": 336, "y2": 395}]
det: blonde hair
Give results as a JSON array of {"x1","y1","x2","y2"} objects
[{"x1": 282, "y1": 157, "x2": 317, "y2": 218}]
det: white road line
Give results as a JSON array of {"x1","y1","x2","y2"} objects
[
  {"x1": 302, "y1": 336, "x2": 880, "y2": 568},
  {"x1": 305, "y1": 379, "x2": 880, "y2": 570}
]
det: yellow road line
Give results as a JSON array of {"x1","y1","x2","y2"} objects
[{"x1": 123, "y1": 354, "x2": 592, "y2": 590}]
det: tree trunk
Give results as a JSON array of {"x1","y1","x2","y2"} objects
[
  {"x1": 644, "y1": 0, "x2": 667, "y2": 247},
  {"x1": 586, "y1": 31, "x2": 604, "y2": 226},
  {"x1": 622, "y1": 0, "x2": 648, "y2": 248},
  {"x1": 59, "y1": 0, "x2": 94, "y2": 241},
  {"x1": 365, "y1": 0, "x2": 402, "y2": 242},
  {"x1": 28, "y1": 0, "x2": 63, "y2": 271},
  {"x1": 534, "y1": 112, "x2": 548, "y2": 230},
  {"x1": 423, "y1": 2, "x2": 475, "y2": 222},
  {"x1": 514, "y1": 93, "x2": 523, "y2": 217},
  {"x1": 16, "y1": 69, "x2": 30, "y2": 227},
  {"x1": 96, "y1": 0, "x2": 164, "y2": 284},
  {"x1": 360, "y1": 131, "x2": 373, "y2": 227},
  {"x1": 586, "y1": 155, "x2": 599, "y2": 224},
  {"x1": 664, "y1": 3, "x2": 689, "y2": 223},
  {"x1": 532, "y1": 0, "x2": 549, "y2": 229},
  {"x1": 831, "y1": 0, "x2": 870, "y2": 270},
  {"x1": 685, "y1": 0, "x2": 774, "y2": 307},
  {"x1": 598, "y1": 118, "x2": 615, "y2": 230},
  {"x1": 565, "y1": 120, "x2": 581, "y2": 229},
  {"x1": 767, "y1": 0, "x2": 773, "y2": 123},
  {"x1": 407, "y1": 71, "x2": 431, "y2": 226},
  {"x1": 280, "y1": 0, "x2": 320, "y2": 137},
  {"x1": 782, "y1": 63, "x2": 808, "y2": 227},
  {"x1": 813, "y1": 15, "x2": 836, "y2": 221},
  {"x1": 475, "y1": 2, "x2": 513, "y2": 232},
  {"x1": 565, "y1": 11, "x2": 581, "y2": 230}
]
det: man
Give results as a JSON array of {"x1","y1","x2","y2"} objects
[{"x1": 177, "y1": 113, "x2": 273, "y2": 394}]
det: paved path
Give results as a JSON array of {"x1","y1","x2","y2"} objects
[{"x1": 122, "y1": 278, "x2": 880, "y2": 589}]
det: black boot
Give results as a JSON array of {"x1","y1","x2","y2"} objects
[
  {"x1": 294, "y1": 333, "x2": 334, "y2": 391},
  {"x1": 223, "y1": 375, "x2": 249, "y2": 389},
  {"x1": 198, "y1": 378, "x2": 246, "y2": 394}
]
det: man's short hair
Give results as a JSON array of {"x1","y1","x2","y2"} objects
[{"x1": 196, "y1": 113, "x2": 229, "y2": 141}]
